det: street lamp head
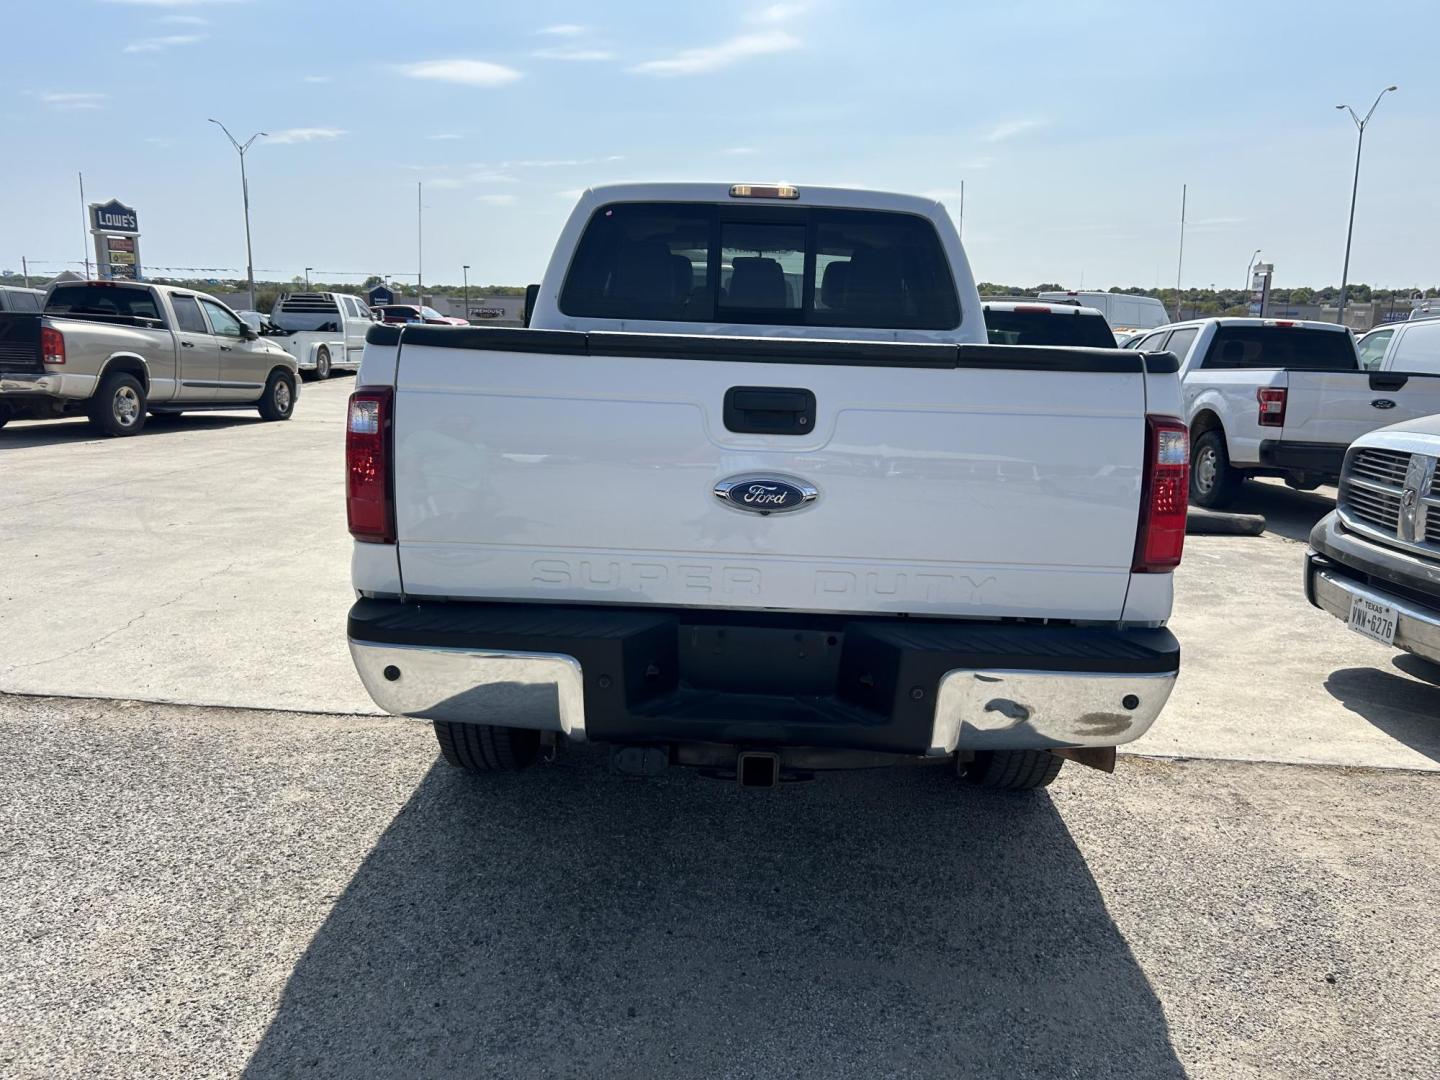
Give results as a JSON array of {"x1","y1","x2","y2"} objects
[{"x1": 1386, "y1": 85, "x2": 1398, "y2": 92}]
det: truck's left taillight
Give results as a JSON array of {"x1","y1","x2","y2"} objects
[
  {"x1": 1133, "y1": 415, "x2": 1189, "y2": 573},
  {"x1": 40, "y1": 326, "x2": 65, "y2": 365},
  {"x1": 347, "y1": 387, "x2": 395, "y2": 544}
]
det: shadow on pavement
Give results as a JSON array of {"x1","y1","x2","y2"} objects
[
  {"x1": 1324, "y1": 665, "x2": 1440, "y2": 764},
  {"x1": 0, "y1": 413, "x2": 262, "y2": 449},
  {"x1": 243, "y1": 755, "x2": 1182, "y2": 1079},
  {"x1": 1228, "y1": 480, "x2": 1335, "y2": 543}
]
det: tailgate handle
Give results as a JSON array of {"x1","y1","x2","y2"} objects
[
  {"x1": 1369, "y1": 372, "x2": 1409, "y2": 391},
  {"x1": 724, "y1": 386, "x2": 816, "y2": 435}
]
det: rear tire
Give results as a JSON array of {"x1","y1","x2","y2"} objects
[
  {"x1": 435, "y1": 721, "x2": 541, "y2": 773},
  {"x1": 88, "y1": 372, "x2": 147, "y2": 437},
  {"x1": 959, "y1": 749, "x2": 1064, "y2": 790},
  {"x1": 1190, "y1": 428, "x2": 1241, "y2": 508},
  {"x1": 314, "y1": 346, "x2": 331, "y2": 380},
  {"x1": 257, "y1": 370, "x2": 296, "y2": 421}
]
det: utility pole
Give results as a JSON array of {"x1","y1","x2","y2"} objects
[
  {"x1": 462, "y1": 263, "x2": 470, "y2": 323},
  {"x1": 1335, "y1": 85, "x2": 1397, "y2": 326},
  {"x1": 416, "y1": 182, "x2": 423, "y2": 304},
  {"x1": 958, "y1": 180, "x2": 965, "y2": 240},
  {"x1": 79, "y1": 172, "x2": 91, "y2": 278},
  {"x1": 305, "y1": 267, "x2": 313, "y2": 287},
  {"x1": 21, "y1": 256, "x2": 29, "y2": 288},
  {"x1": 1174, "y1": 184, "x2": 1187, "y2": 321},
  {"x1": 209, "y1": 118, "x2": 267, "y2": 310}
]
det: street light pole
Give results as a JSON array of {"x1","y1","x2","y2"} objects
[
  {"x1": 462, "y1": 264, "x2": 470, "y2": 324},
  {"x1": 1245, "y1": 249, "x2": 1261, "y2": 292},
  {"x1": 209, "y1": 119, "x2": 267, "y2": 311},
  {"x1": 1335, "y1": 85, "x2": 1397, "y2": 326},
  {"x1": 305, "y1": 267, "x2": 313, "y2": 287}
]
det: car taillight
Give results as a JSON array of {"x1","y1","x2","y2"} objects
[
  {"x1": 1257, "y1": 387, "x2": 1286, "y2": 427},
  {"x1": 1133, "y1": 415, "x2": 1189, "y2": 573},
  {"x1": 40, "y1": 326, "x2": 65, "y2": 365},
  {"x1": 347, "y1": 387, "x2": 394, "y2": 544}
]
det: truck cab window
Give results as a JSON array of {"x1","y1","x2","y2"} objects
[
  {"x1": 718, "y1": 222, "x2": 804, "y2": 314},
  {"x1": 200, "y1": 299, "x2": 244, "y2": 338},
  {"x1": 171, "y1": 295, "x2": 209, "y2": 335},
  {"x1": 1356, "y1": 329, "x2": 1393, "y2": 370},
  {"x1": 559, "y1": 202, "x2": 958, "y2": 330}
]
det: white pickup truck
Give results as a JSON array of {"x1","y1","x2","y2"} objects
[
  {"x1": 344, "y1": 182, "x2": 1188, "y2": 791},
  {"x1": 1127, "y1": 317, "x2": 1440, "y2": 507},
  {"x1": 264, "y1": 292, "x2": 372, "y2": 379}
]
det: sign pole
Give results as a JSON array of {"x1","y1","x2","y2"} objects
[{"x1": 79, "y1": 172, "x2": 91, "y2": 278}]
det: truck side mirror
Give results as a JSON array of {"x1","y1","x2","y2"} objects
[{"x1": 524, "y1": 283, "x2": 540, "y2": 328}]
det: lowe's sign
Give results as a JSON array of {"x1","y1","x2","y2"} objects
[{"x1": 89, "y1": 199, "x2": 139, "y2": 233}]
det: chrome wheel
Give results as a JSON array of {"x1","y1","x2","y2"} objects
[
  {"x1": 113, "y1": 385, "x2": 141, "y2": 428},
  {"x1": 1195, "y1": 446, "x2": 1217, "y2": 493},
  {"x1": 315, "y1": 348, "x2": 331, "y2": 379},
  {"x1": 274, "y1": 380, "x2": 292, "y2": 414}
]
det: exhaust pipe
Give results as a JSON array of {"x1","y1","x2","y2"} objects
[{"x1": 736, "y1": 751, "x2": 780, "y2": 789}]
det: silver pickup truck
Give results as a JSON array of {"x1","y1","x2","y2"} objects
[{"x1": 0, "y1": 281, "x2": 300, "y2": 436}]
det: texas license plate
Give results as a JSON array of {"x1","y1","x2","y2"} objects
[{"x1": 1348, "y1": 595, "x2": 1397, "y2": 646}]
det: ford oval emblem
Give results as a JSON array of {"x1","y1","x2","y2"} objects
[
  {"x1": 1372, "y1": 398, "x2": 1396, "y2": 409},
  {"x1": 714, "y1": 474, "x2": 818, "y2": 515}
]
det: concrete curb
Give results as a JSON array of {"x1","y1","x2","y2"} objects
[{"x1": 1186, "y1": 507, "x2": 1267, "y2": 536}]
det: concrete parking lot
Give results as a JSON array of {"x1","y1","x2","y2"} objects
[
  {"x1": 1, "y1": 383, "x2": 1438, "y2": 1078},
  {"x1": 2, "y1": 379, "x2": 1438, "y2": 770}
]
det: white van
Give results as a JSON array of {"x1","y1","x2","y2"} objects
[{"x1": 1037, "y1": 290, "x2": 1169, "y2": 331}]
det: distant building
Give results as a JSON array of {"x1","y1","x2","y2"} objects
[{"x1": 428, "y1": 295, "x2": 525, "y2": 326}]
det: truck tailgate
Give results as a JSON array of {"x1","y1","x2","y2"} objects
[
  {"x1": 388, "y1": 330, "x2": 1153, "y2": 619},
  {"x1": 1283, "y1": 370, "x2": 1440, "y2": 446}
]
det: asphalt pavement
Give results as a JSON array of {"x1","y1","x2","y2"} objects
[{"x1": 1, "y1": 694, "x2": 1436, "y2": 1080}]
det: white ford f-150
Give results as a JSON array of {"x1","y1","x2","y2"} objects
[
  {"x1": 344, "y1": 182, "x2": 1188, "y2": 790},
  {"x1": 1127, "y1": 317, "x2": 1440, "y2": 507}
]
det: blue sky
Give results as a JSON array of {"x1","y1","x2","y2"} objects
[{"x1": 4, "y1": 0, "x2": 1437, "y2": 292}]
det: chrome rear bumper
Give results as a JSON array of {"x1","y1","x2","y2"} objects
[
  {"x1": 349, "y1": 638, "x2": 1176, "y2": 753},
  {"x1": 350, "y1": 641, "x2": 588, "y2": 740}
]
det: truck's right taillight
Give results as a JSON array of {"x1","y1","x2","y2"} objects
[
  {"x1": 1257, "y1": 387, "x2": 1286, "y2": 427},
  {"x1": 347, "y1": 387, "x2": 395, "y2": 544},
  {"x1": 1133, "y1": 415, "x2": 1189, "y2": 573},
  {"x1": 40, "y1": 326, "x2": 65, "y2": 365}
]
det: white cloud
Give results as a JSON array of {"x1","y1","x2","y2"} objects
[
  {"x1": 36, "y1": 91, "x2": 108, "y2": 110},
  {"x1": 302, "y1": 75, "x2": 332, "y2": 84},
  {"x1": 427, "y1": 177, "x2": 466, "y2": 189},
  {"x1": 533, "y1": 47, "x2": 615, "y2": 61},
  {"x1": 501, "y1": 155, "x2": 624, "y2": 168},
  {"x1": 426, "y1": 133, "x2": 463, "y2": 140},
  {"x1": 267, "y1": 127, "x2": 346, "y2": 144},
  {"x1": 722, "y1": 146, "x2": 757, "y2": 156},
  {"x1": 630, "y1": 30, "x2": 798, "y2": 76},
  {"x1": 477, "y1": 194, "x2": 518, "y2": 206},
  {"x1": 749, "y1": 2, "x2": 810, "y2": 23},
  {"x1": 123, "y1": 34, "x2": 205, "y2": 53},
  {"x1": 157, "y1": 13, "x2": 208, "y2": 23},
  {"x1": 145, "y1": 135, "x2": 176, "y2": 146},
  {"x1": 398, "y1": 59, "x2": 522, "y2": 87},
  {"x1": 981, "y1": 119, "x2": 1047, "y2": 143},
  {"x1": 538, "y1": 23, "x2": 584, "y2": 35}
]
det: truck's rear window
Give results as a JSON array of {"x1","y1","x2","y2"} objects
[
  {"x1": 985, "y1": 309, "x2": 1116, "y2": 348},
  {"x1": 46, "y1": 284, "x2": 164, "y2": 325},
  {"x1": 559, "y1": 202, "x2": 960, "y2": 330},
  {"x1": 1201, "y1": 326, "x2": 1357, "y2": 371}
]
